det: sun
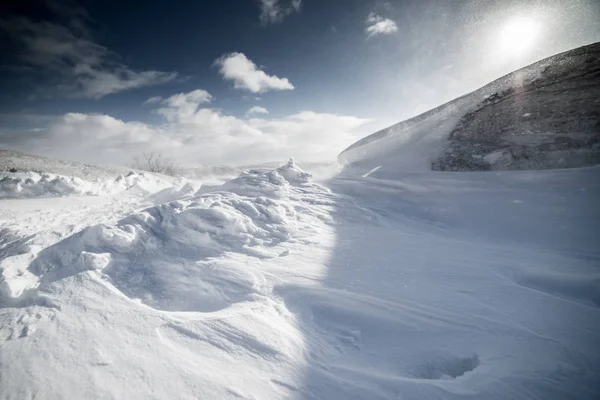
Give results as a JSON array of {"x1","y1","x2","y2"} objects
[{"x1": 498, "y1": 16, "x2": 540, "y2": 56}]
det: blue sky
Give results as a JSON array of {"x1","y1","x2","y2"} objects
[{"x1": 1, "y1": 0, "x2": 599, "y2": 165}]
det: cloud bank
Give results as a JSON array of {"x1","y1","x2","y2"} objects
[{"x1": 5, "y1": 89, "x2": 368, "y2": 166}]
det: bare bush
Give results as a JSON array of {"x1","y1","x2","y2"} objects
[{"x1": 132, "y1": 151, "x2": 180, "y2": 176}]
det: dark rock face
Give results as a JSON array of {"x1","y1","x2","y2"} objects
[{"x1": 433, "y1": 44, "x2": 600, "y2": 171}]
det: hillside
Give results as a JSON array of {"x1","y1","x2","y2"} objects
[{"x1": 339, "y1": 42, "x2": 600, "y2": 174}]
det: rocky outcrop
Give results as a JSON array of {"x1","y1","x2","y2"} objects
[
  {"x1": 433, "y1": 43, "x2": 600, "y2": 171},
  {"x1": 340, "y1": 42, "x2": 600, "y2": 172}
]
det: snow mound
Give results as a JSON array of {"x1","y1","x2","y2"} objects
[
  {"x1": 218, "y1": 159, "x2": 319, "y2": 199},
  {"x1": 276, "y1": 158, "x2": 313, "y2": 184},
  {"x1": 11, "y1": 162, "x2": 332, "y2": 312},
  {"x1": 0, "y1": 172, "x2": 94, "y2": 198},
  {"x1": 179, "y1": 160, "x2": 341, "y2": 183},
  {"x1": 0, "y1": 171, "x2": 168, "y2": 198},
  {"x1": 148, "y1": 177, "x2": 200, "y2": 204},
  {"x1": 99, "y1": 171, "x2": 170, "y2": 195}
]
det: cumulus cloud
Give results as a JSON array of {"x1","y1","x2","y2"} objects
[
  {"x1": 0, "y1": 18, "x2": 177, "y2": 99},
  {"x1": 156, "y1": 89, "x2": 213, "y2": 121},
  {"x1": 246, "y1": 106, "x2": 269, "y2": 117},
  {"x1": 4, "y1": 89, "x2": 369, "y2": 166},
  {"x1": 258, "y1": 0, "x2": 302, "y2": 25},
  {"x1": 215, "y1": 52, "x2": 294, "y2": 93},
  {"x1": 365, "y1": 13, "x2": 398, "y2": 38}
]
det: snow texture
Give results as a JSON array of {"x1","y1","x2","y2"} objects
[
  {"x1": 1, "y1": 154, "x2": 599, "y2": 399},
  {"x1": 0, "y1": 171, "x2": 169, "y2": 199}
]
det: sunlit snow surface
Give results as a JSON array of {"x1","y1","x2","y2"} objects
[
  {"x1": 0, "y1": 171, "x2": 170, "y2": 198},
  {"x1": 1, "y1": 159, "x2": 599, "y2": 399}
]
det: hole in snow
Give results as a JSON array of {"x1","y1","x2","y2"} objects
[{"x1": 409, "y1": 354, "x2": 480, "y2": 380}]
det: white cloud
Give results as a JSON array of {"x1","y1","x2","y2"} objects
[
  {"x1": 162, "y1": 90, "x2": 212, "y2": 107},
  {"x1": 156, "y1": 89, "x2": 213, "y2": 121},
  {"x1": 216, "y1": 52, "x2": 294, "y2": 93},
  {"x1": 144, "y1": 96, "x2": 163, "y2": 105},
  {"x1": 0, "y1": 18, "x2": 177, "y2": 99},
  {"x1": 246, "y1": 106, "x2": 269, "y2": 117},
  {"x1": 258, "y1": 0, "x2": 302, "y2": 25},
  {"x1": 7, "y1": 89, "x2": 369, "y2": 166},
  {"x1": 365, "y1": 13, "x2": 398, "y2": 38}
]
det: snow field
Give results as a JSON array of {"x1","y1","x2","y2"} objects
[{"x1": 0, "y1": 160, "x2": 599, "y2": 399}]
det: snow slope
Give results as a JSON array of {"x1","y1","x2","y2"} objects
[
  {"x1": 303, "y1": 166, "x2": 600, "y2": 399},
  {"x1": 1, "y1": 156, "x2": 599, "y2": 399},
  {"x1": 339, "y1": 42, "x2": 600, "y2": 174}
]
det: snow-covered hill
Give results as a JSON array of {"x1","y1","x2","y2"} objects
[{"x1": 339, "y1": 42, "x2": 600, "y2": 174}]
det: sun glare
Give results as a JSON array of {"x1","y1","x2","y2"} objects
[{"x1": 498, "y1": 16, "x2": 540, "y2": 56}]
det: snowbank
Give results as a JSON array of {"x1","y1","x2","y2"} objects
[
  {"x1": 0, "y1": 171, "x2": 168, "y2": 199},
  {"x1": 3, "y1": 160, "x2": 332, "y2": 311},
  {"x1": 2, "y1": 158, "x2": 599, "y2": 399}
]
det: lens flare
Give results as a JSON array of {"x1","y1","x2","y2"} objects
[{"x1": 498, "y1": 16, "x2": 540, "y2": 56}]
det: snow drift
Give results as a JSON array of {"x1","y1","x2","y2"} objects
[
  {"x1": 0, "y1": 160, "x2": 339, "y2": 399},
  {"x1": 0, "y1": 171, "x2": 167, "y2": 199},
  {"x1": 339, "y1": 42, "x2": 600, "y2": 175},
  {"x1": 1, "y1": 160, "x2": 332, "y2": 307}
]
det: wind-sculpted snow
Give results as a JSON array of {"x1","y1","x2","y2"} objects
[
  {"x1": 2, "y1": 157, "x2": 599, "y2": 399},
  {"x1": 219, "y1": 159, "x2": 318, "y2": 198},
  {"x1": 0, "y1": 172, "x2": 93, "y2": 198},
  {"x1": 0, "y1": 171, "x2": 168, "y2": 198},
  {"x1": 11, "y1": 160, "x2": 333, "y2": 313}
]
